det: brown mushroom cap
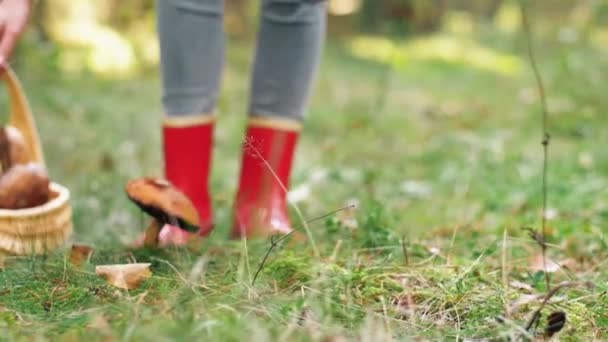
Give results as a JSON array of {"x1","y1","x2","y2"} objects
[
  {"x1": 0, "y1": 163, "x2": 50, "y2": 209},
  {"x1": 125, "y1": 178, "x2": 199, "y2": 232},
  {"x1": 4, "y1": 126, "x2": 28, "y2": 165},
  {"x1": 0, "y1": 125, "x2": 29, "y2": 173}
]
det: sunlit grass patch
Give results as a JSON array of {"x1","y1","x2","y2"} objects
[{"x1": 349, "y1": 33, "x2": 523, "y2": 76}]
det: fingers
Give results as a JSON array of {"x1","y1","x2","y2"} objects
[
  {"x1": 0, "y1": 28, "x2": 19, "y2": 69},
  {"x1": 0, "y1": 1, "x2": 31, "y2": 70},
  {"x1": 0, "y1": 21, "x2": 5, "y2": 68}
]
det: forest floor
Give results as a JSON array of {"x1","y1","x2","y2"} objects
[{"x1": 1, "y1": 18, "x2": 607, "y2": 341}]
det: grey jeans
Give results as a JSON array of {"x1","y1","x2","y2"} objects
[{"x1": 157, "y1": 0, "x2": 326, "y2": 121}]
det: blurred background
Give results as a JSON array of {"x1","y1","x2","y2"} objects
[
  {"x1": 2, "y1": 0, "x2": 608, "y2": 246},
  {"x1": 12, "y1": 0, "x2": 608, "y2": 77}
]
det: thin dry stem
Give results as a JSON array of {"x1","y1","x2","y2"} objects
[
  {"x1": 502, "y1": 227, "x2": 509, "y2": 318},
  {"x1": 524, "y1": 281, "x2": 592, "y2": 332},
  {"x1": 244, "y1": 139, "x2": 319, "y2": 257},
  {"x1": 519, "y1": 0, "x2": 551, "y2": 292},
  {"x1": 251, "y1": 205, "x2": 355, "y2": 286},
  {"x1": 446, "y1": 224, "x2": 460, "y2": 266},
  {"x1": 401, "y1": 235, "x2": 409, "y2": 267}
]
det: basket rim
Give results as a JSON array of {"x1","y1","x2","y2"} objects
[{"x1": 0, "y1": 182, "x2": 69, "y2": 217}]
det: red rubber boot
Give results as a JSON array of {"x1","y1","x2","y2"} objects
[
  {"x1": 157, "y1": 116, "x2": 215, "y2": 245},
  {"x1": 231, "y1": 118, "x2": 301, "y2": 238}
]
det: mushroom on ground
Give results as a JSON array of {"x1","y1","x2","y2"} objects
[{"x1": 125, "y1": 178, "x2": 199, "y2": 248}]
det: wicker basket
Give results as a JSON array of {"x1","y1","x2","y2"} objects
[{"x1": 0, "y1": 68, "x2": 72, "y2": 256}]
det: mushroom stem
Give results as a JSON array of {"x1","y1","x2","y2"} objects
[{"x1": 143, "y1": 219, "x2": 163, "y2": 248}]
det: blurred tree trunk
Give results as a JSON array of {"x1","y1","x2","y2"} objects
[
  {"x1": 359, "y1": 0, "x2": 382, "y2": 33},
  {"x1": 359, "y1": 0, "x2": 446, "y2": 35},
  {"x1": 409, "y1": 0, "x2": 446, "y2": 33},
  {"x1": 225, "y1": 0, "x2": 254, "y2": 39},
  {"x1": 450, "y1": 0, "x2": 502, "y2": 19},
  {"x1": 33, "y1": 0, "x2": 51, "y2": 42}
]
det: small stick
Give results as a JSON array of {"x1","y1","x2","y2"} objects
[
  {"x1": 524, "y1": 281, "x2": 592, "y2": 332},
  {"x1": 519, "y1": 0, "x2": 552, "y2": 292},
  {"x1": 244, "y1": 139, "x2": 319, "y2": 257},
  {"x1": 251, "y1": 205, "x2": 355, "y2": 285},
  {"x1": 401, "y1": 235, "x2": 409, "y2": 267},
  {"x1": 502, "y1": 227, "x2": 509, "y2": 318}
]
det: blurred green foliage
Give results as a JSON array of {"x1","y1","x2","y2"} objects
[{"x1": 11, "y1": 0, "x2": 608, "y2": 78}]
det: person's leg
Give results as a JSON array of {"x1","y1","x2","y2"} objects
[
  {"x1": 232, "y1": 0, "x2": 326, "y2": 238},
  {"x1": 156, "y1": 0, "x2": 224, "y2": 244}
]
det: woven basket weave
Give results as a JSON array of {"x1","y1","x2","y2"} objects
[{"x1": 0, "y1": 68, "x2": 72, "y2": 256}]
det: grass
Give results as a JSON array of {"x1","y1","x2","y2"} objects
[{"x1": 1, "y1": 17, "x2": 608, "y2": 340}]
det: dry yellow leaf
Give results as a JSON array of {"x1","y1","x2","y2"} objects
[
  {"x1": 69, "y1": 244, "x2": 93, "y2": 267},
  {"x1": 509, "y1": 280, "x2": 534, "y2": 292},
  {"x1": 529, "y1": 253, "x2": 561, "y2": 273},
  {"x1": 95, "y1": 263, "x2": 152, "y2": 289},
  {"x1": 87, "y1": 314, "x2": 110, "y2": 330},
  {"x1": 507, "y1": 293, "x2": 543, "y2": 315}
]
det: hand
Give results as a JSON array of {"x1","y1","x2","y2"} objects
[{"x1": 0, "y1": 0, "x2": 31, "y2": 69}]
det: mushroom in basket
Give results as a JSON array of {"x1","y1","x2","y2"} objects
[
  {"x1": 0, "y1": 66, "x2": 73, "y2": 257},
  {"x1": 0, "y1": 125, "x2": 29, "y2": 169},
  {"x1": 0, "y1": 163, "x2": 50, "y2": 209},
  {"x1": 0, "y1": 126, "x2": 50, "y2": 209},
  {"x1": 125, "y1": 178, "x2": 200, "y2": 248}
]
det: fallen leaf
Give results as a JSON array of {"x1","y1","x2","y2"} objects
[
  {"x1": 529, "y1": 254, "x2": 561, "y2": 273},
  {"x1": 69, "y1": 244, "x2": 94, "y2": 267},
  {"x1": 95, "y1": 263, "x2": 151, "y2": 289},
  {"x1": 86, "y1": 314, "x2": 113, "y2": 337},
  {"x1": 509, "y1": 280, "x2": 534, "y2": 292},
  {"x1": 87, "y1": 314, "x2": 110, "y2": 330},
  {"x1": 507, "y1": 293, "x2": 543, "y2": 314}
]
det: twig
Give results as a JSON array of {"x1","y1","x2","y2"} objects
[
  {"x1": 524, "y1": 281, "x2": 592, "y2": 332},
  {"x1": 244, "y1": 139, "x2": 319, "y2": 257},
  {"x1": 519, "y1": 0, "x2": 551, "y2": 292},
  {"x1": 401, "y1": 235, "x2": 409, "y2": 266},
  {"x1": 251, "y1": 236, "x2": 278, "y2": 287},
  {"x1": 502, "y1": 227, "x2": 509, "y2": 318},
  {"x1": 251, "y1": 205, "x2": 355, "y2": 286},
  {"x1": 447, "y1": 224, "x2": 460, "y2": 266}
]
